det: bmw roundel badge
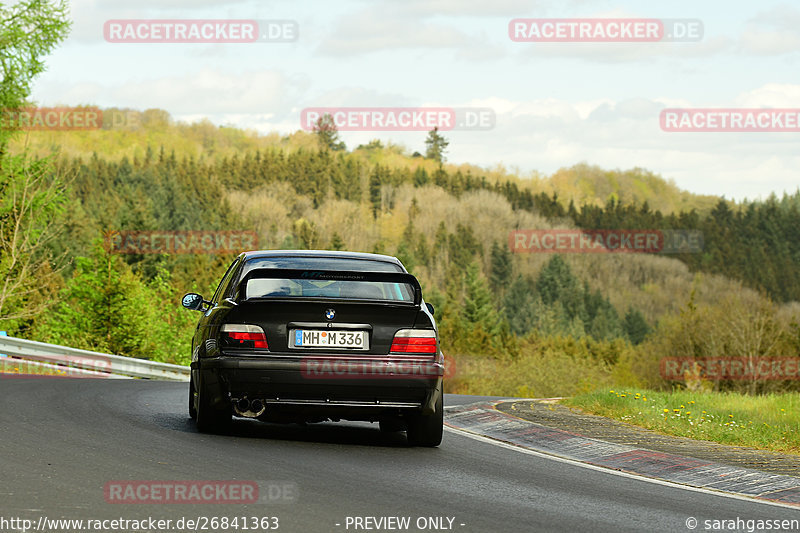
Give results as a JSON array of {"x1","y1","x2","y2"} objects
[{"x1": 325, "y1": 308, "x2": 336, "y2": 321}]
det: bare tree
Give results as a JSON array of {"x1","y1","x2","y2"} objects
[
  {"x1": 713, "y1": 293, "x2": 783, "y2": 394},
  {"x1": 0, "y1": 153, "x2": 68, "y2": 324}
]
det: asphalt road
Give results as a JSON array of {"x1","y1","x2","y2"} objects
[{"x1": 1, "y1": 379, "x2": 798, "y2": 533}]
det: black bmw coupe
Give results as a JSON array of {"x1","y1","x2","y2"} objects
[{"x1": 182, "y1": 250, "x2": 444, "y2": 446}]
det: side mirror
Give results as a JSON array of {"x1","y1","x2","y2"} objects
[
  {"x1": 182, "y1": 293, "x2": 207, "y2": 311},
  {"x1": 425, "y1": 302, "x2": 435, "y2": 316}
]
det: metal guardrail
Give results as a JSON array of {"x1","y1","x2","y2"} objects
[{"x1": 0, "y1": 335, "x2": 189, "y2": 381}]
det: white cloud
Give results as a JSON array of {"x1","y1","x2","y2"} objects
[
  {"x1": 438, "y1": 93, "x2": 800, "y2": 200},
  {"x1": 735, "y1": 83, "x2": 800, "y2": 107},
  {"x1": 66, "y1": 0, "x2": 295, "y2": 42},
  {"x1": 510, "y1": 35, "x2": 731, "y2": 65},
  {"x1": 739, "y1": 5, "x2": 800, "y2": 56},
  {"x1": 315, "y1": 6, "x2": 473, "y2": 56},
  {"x1": 33, "y1": 69, "x2": 309, "y2": 117},
  {"x1": 384, "y1": 0, "x2": 548, "y2": 17}
]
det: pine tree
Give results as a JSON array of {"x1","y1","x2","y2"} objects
[
  {"x1": 503, "y1": 276, "x2": 537, "y2": 335},
  {"x1": 329, "y1": 233, "x2": 345, "y2": 251},
  {"x1": 462, "y1": 262, "x2": 500, "y2": 333},
  {"x1": 536, "y1": 255, "x2": 586, "y2": 322},
  {"x1": 313, "y1": 113, "x2": 346, "y2": 151},
  {"x1": 589, "y1": 302, "x2": 623, "y2": 341},
  {"x1": 395, "y1": 241, "x2": 416, "y2": 272},
  {"x1": 415, "y1": 234, "x2": 431, "y2": 267},
  {"x1": 34, "y1": 243, "x2": 154, "y2": 357},
  {"x1": 372, "y1": 241, "x2": 386, "y2": 255},
  {"x1": 397, "y1": 211, "x2": 418, "y2": 271},
  {"x1": 424, "y1": 127, "x2": 449, "y2": 163},
  {"x1": 448, "y1": 224, "x2": 482, "y2": 270},
  {"x1": 369, "y1": 167, "x2": 383, "y2": 218},
  {"x1": 623, "y1": 307, "x2": 651, "y2": 345},
  {"x1": 293, "y1": 218, "x2": 319, "y2": 249},
  {"x1": 413, "y1": 167, "x2": 429, "y2": 187},
  {"x1": 489, "y1": 241, "x2": 513, "y2": 295}
]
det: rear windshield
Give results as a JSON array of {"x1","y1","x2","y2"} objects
[
  {"x1": 240, "y1": 256, "x2": 414, "y2": 302},
  {"x1": 242, "y1": 256, "x2": 405, "y2": 273}
]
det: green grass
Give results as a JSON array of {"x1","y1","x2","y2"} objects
[{"x1": 563, "y1": 389, "x2": 800, "y2": 454}]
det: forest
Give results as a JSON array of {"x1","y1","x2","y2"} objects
[{"x1": 2, "y1": 107, "x2": 799, "y2": 397}]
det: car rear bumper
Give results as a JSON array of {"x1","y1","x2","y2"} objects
[{"x1": 192, "y1": 354, "x2": 443, "y2": 419}]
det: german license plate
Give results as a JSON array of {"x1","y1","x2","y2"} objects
[{"x1": 293, "y1": 330, "x2": 368, "y2": 349}]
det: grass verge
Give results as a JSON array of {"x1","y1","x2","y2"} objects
[{"x1": 563, "y1": 389, "x2": 800, "y2": 455}]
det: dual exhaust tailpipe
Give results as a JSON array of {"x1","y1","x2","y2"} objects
[{"x1": 233, "y1": 397, "x2": 266, "y2": 418}]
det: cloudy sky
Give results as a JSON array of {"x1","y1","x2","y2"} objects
[{"x1": 28, "y1": 0, "x2": 800, "y2": 200}]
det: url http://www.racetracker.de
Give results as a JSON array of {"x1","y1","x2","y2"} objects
[{"x1": 0, "y1": 515, "x2": 280, "y2": 532}]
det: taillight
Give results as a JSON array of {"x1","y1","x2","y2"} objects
[
  {"x1": 221, "y1": 324, "x2": 268, "y2": 349},
  {"x1": 389, "y1": 329, "x2": 437, "y2": 354}
]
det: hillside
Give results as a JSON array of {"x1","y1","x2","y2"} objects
[
  {"x1": 10, "y1": 107, "x2": 723, "y2": 215},
  {"x1": 4, "y1": 108, "x2": 799, "y2": 397}
]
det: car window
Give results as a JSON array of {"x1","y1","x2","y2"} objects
[
  {"x1": 244, "y1": 277, "x2": 414, "y2": 302},
  {"x1": 239, "y1": 256, "x2": 411, "y2": 302},
  {"x1": 211, "y1": 257, "x2": 241, "y2": 304}
]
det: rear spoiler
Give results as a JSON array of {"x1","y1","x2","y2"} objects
[{"x1": 238, "y1": 268, "x2": 423, "y2": 305}]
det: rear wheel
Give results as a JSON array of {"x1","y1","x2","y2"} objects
[
  {"x1": 195, "y1": 374, "x2": 231, "y2": 434},
  {"x1": 406, "y1": 388, "x2": 443, "y2": 447}
]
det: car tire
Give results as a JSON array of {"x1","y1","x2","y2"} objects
[
  {"x1": 406, "y1": 388, "x2": 443, "y2": 447},
  {"x1": 188, "y1": 374, "x2": 197, "y2": 420},
  {"x1": 195, "y1": 374, "x2": 231, "y2": 434}
]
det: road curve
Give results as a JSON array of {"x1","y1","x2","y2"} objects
[{"x1": 1, "y1": 379, "x2": 798, "y2": 533}]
